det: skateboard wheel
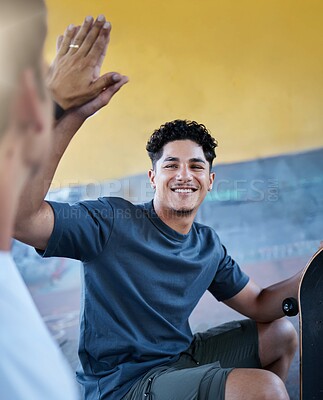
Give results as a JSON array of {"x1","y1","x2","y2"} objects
[{"x1": 282, "y1": 297, "x2": 299, "y2": 316}]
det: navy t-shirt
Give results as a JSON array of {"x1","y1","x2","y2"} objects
[{"x1": 39, "y1": 197, "x2": 249, "y2": 400}]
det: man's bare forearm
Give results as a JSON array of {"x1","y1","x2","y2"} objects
[
  {"x1": 255, "y1": 270, "x2": 303, "y2": 322},
  {"x1": 14, "y1": 75, "x2": 128, "y2": 244},
  {"x1": 15, "y1": 114, "x2": 84, "y2": 229},
  {"x1": 224, "y1": 269, "x2": 304, "y2": 323}
]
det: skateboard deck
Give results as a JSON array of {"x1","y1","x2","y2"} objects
[{"x1": 299, "y1": 247, "x2": 323, "y2": 400}]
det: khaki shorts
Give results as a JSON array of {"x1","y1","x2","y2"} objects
[{"x1": 123, "y1": 319, "x2": 261, "y2": 400}]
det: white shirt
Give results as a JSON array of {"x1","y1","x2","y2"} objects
[{"x1": 0, "y1": 251, "x2": 78, "y2": 400}]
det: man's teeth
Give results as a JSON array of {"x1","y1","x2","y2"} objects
[{"x1": 174, "y1": 189, "x2": 194, "y2": 193}]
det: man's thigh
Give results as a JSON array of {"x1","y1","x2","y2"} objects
[
  {"x1": 188, "y1": 319, "x2": 262, "y2": 369},
  {"x1": 124, "y1": 362, "x2": 232, "y2": 400},
  {"x1": 123, "y1": 319, "x2": 261, "y2": 400}
]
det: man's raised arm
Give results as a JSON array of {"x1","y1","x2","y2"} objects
[{"x1": 14, "y1": 15, "x2": 128, "y2": 250}]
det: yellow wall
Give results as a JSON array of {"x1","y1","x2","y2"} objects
[{"x1": 45, "y1": 0, "x2": 323, "y2": 186}]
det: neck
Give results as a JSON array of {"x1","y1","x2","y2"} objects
[
  {"x1": 0, "y1": 132, "x2": 30, "y2": 250},
  {"x1": 153, "y1": 198, "x2": 197, "y2": 235}
]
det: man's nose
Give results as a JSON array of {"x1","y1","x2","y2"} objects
[{"x1": 176, "y1": 165, "x2": 193, "y2": 181}]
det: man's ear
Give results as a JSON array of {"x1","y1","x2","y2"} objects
[
  {"x1": 11, "y1": 69, "x2": 44, "y2": 134},
  {"x1": 148, "y1": 168, "x2": 156, "y2": 189},
  {"x1": 208, "y1": 171, "x2": 215, "y2": 191}
]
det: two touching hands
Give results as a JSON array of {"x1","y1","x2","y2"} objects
[{"x1": 47, "y1": 14, "x2": 128, "y2": 122}]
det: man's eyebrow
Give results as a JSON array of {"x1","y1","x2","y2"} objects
[
  {"x1": 189, "y1": 158, "x2": 206, "y2": 164},
  {"x1": 162, "y1": 156, "x2": 206, "y2": 164},
  {"x1": 163, "y1": 157, "x2": 180, "y2": 162}
]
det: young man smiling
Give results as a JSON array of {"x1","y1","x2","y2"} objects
[
  {"x1": 15, "y1": 102, "x2": 303, "y2": 400},
  {"x1": 10, "y1": 12, "x2": 303, "y2": 397},
  {"x1": 147, "y1": 121, "x2": 216, "y2": 233}
]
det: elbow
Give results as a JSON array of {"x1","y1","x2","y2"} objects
[
  {"x1": 253, "y1": 315, "x2": 278, "y2": 324},
  {"x1": 247, "y1": 302, "x2": 281, "y2": 324},
  {"x1": 13, "y1": 219, "x2": 29, "y2": 242}
]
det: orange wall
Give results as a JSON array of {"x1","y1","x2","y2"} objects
[{"x1": 45, "y1": 0, "x2": 323, "y2": 186}]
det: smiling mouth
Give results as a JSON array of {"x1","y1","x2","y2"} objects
[{"x1": 171, "y1": 188, "x2": 198, "y2": 193}]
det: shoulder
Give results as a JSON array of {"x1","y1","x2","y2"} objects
[
  {"x1": 62, "y1": 196, "x2": 137, "y2": 215},
  {"x1": 193, "y1": 221, "x2": 221, "y2": 244},
  {"x1": 49, "y1": 197, "x2": 146, "y2": 223},
  {"x1": 95, "y1": 197, "x2": 148, "y2": 224},
  {"x1": 99, "y1": 197, "x2": 145, "y2": 214},
  {"x1": 102, "y1": 196, "x2": 136, "y2": 209}
]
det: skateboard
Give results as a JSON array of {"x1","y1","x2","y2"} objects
[{"x1": 283, "y1": 248, "x2": 323, "y2": 400}]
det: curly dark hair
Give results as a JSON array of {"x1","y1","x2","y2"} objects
[{"x1": 146, "y1": 119, "x2": 218, "y2": 170}]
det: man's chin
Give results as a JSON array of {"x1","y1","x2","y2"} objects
[{"x1": 170, "y1": 206, "x2": 195, "y2": 217}]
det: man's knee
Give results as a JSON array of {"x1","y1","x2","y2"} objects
[
  {"x1": 280, "y1": 318, "x2": 298, "y2": 352},
  {"x1": 258, "y1": 318, "x2": 298, "y2": 357},
  {"x1": 255, "y1": 371, "x2": 289, "y2": 400},
  {"x1": 225, "y1": 368, "x2": 289, "y2": 400}
]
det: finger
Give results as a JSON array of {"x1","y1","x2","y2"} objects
[
  {"x1": 75, "y1": 76, "x2": 128, "y2": 120},
  {"x1": 79, "y1": 15, "x2": 107, "y2": 56},
  {"x1": 100, "y1": 76, "x2": 129, "y2": 105},
  {"x1": 90, "y1": 72, "x2": 123, "y2": 94},
  {"x1": 89, "y1": 76, "x2": 129, "y2": 115},
  {"x1": 67, "y1": 25, "x2": 81, "y2": 51},
  {"x1": 56, "y1": 35, "x2": 64, "y2": 53},
  {"x1": 60, "y1": 26, "x2": 81, "y2": 55},
  {"x1": 57, "y1": 24, "x2": 77, "y2": 56},
  {"x1": 106, "y1": 75, "x2": 129, "y2": 95},
  {"x1": 88, "y1": 22, "x2": 111, "y2": 80},
  {"x1": 92, "y1": 24, "x2": 111, "y2": 80},
  {"x1": 68, "y1": 16, "x2": 94, "y2": 54}
]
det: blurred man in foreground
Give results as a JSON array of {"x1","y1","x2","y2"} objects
[{"x1": 0, "y1": 1, "x2": 127, "y2": 398}]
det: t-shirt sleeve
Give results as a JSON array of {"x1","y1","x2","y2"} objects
[
  {"x1": 37, "y1": 197, "x2": 114, "y2": 262},
  {"x1": 208, "y1": 242, "x2": 249, "y2": 302}
]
